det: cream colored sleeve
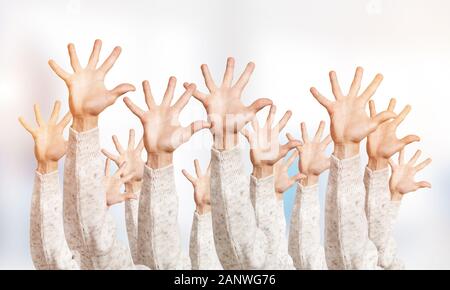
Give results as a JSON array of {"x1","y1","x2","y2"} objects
[
  {"x1": 189, "y1": 211, "x2": 223, "y2": 270},
  {"x1": 324, "y1": 155, "x2": 379, "y2": 270},
  {"x1": 249, "y1": 175, "x2": 294, "y2": 269},
  {"x1": 364, "y1": 167, "x2": 404, "y2": 269},
  {"x1": 30, "y1": 171, "x2": 80, "y2": 270},
  {"x1": 64, "y1": 127, "x2": 137, "y2": 270},
  {"x1": 209, "y1": 146, "x2": 268, "y2": 269},
  {"x1": 288, "y1": 183, "x2": 327, "y2": 270},
  {"x1": 137, "y1": 165, "x2": 191, "y2": 270}
]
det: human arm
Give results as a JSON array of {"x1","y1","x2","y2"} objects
[
  {"x1": 20, "y1": 101, "x2": 79, "y2": 269},
  {"x1": 188, "y1": 57, "x2": 272, "y2": 269},
  {"x1": 124, "y1": 78, "x2": 210, "y2": 269},
  {"x1": 286, "y1": 121, "x2": 331, "y2": 270},
  {"x1": 310, "y1": 67, "x2": 395, "y2": 269}
]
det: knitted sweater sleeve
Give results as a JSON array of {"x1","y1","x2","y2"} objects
[
  {"x1": 364, "y1": 167, "x2": 404, "y2": 270},
  {"x1": 209, "y1": 146, "x2": 268, "y2": 269},
  {"x1": 137, "y1": 165, "x2": 190, "y2": 269},
  {"x1": 30, "y1": 171, "x2": 80, "y2": 270},
  {"x1": 125, "y1": 190, "x2": 140, "y2": 264},
  {"x1": 189, "y1": 211, "x2": 223, "y2": 270},
  {"x1": 288, "y1": 183, "x2": 327, "y2": 270},
  {"x1": 324, "y1": 154, "x2": 379, "y2": 270},
  {"x1": 249, "y1": 175, "x2": 294, "y2": 269},
  {"x1": 64, "y1": 127, "x2": 136, "y2": 270}
]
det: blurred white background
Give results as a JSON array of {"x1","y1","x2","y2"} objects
[{"x1": 0, "y1": 0, "x2": 449, "y2": 269}]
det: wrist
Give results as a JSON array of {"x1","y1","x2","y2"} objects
[
  {"x1": 391, "y1": 191, "x2": 403, "y2": 202},
  {"x1": 72, "y1": 116, "x2": 98, "y2": 132},
  {"x1": 367, "y1": 157, "x2": 389, "y2": 171},
  {"x1": 37, "y1": 161, "x2": 58, "y2": 174},
  {"x1": 125, "y1": 180, "x2": 142, "y2": 194},
  {"x1": 333, "y1": 142, "x2": 360, "y2": 159},
  {"x1": 213, "y1": 133, "x2": 239, "y2": 151},
  {"x1": 252, "y1": 164, "x2": 274, "y2": 179},
  {"x1": 300, "y1": 174, "x2": 319, "y2": 187},
  {"x1": 196, "y1": 204, "x2": 211, "y2": 215},
  {"x1": 146, "y1": 152, "x2": 173, "y2": 169}
]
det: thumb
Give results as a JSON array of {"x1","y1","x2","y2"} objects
[
  {"x1": 110, "y1": 83, "x2": 136, "y2": 99},
  {"x1": 246, "y1": 98, "x2": 272, "y2": 120},
  {"x1": 400, "y1": 135, "x2": 420, "y2": 146},
  {"x1": 370, "y1": 111, "x2": 396, "y2": 132},
  {"x1": 416, "y1": 181, "x2": 431, "y2": 189}
]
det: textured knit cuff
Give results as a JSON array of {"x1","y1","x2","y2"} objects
[
  {"x1": 68, "y1": 127, "x2": 100, "y2": 160},
  {"x1": 364, "y1": 166, "x2": 389, "y2": 189},
  {"x1": 297, "y1": 182, "x2": 319, "y2": 196},
  {"x1": 143, "y1": 164, "x2": 174, "y2": 197},
  {"x1": 35, "y1": 170, "x2": 59, "y2": 198},
  {"x1": 330, "y1": 154, "x2": 361, "y2": 184},
  {"x1": 250, "y1": 175, "x2": 275, "y2": 199},
  {"x1": 211, "y1": 146, "x2": 243, "y2": 177}
]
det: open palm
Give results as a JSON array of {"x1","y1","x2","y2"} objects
[
  {"x1": 186, "y1": 57, "x2": 272, "y2": 149},
  {"x1": 124, "y1": 78, "x2": 210, "y2": 155},
  {"x1": 49, "y1": 39, "x2": 135, "y2": 118},
  {"x1": 310, "y1": 67, "x2": 395, "y2": 146},
  {"x1": 367, "y1": 98, "x2": 419, "y2": 160},
  {"x1": 389, "y1": 149, "x2": 432, "y2": 201},
  {"x1": 19, "y1": 101, "x2": 71, "y2": 163}
]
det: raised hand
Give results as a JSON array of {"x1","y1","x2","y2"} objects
[
  {"x1": 185, "y1": 57, "x2": 272, "y2": 150},
  {"x1": 366, "y1": 98, "x2": 420, "y2": 170},
  {"x1": 103, "y1": 159, "x2": 137, "y2": 207},
  {"x1": 273, "y1": 151, "x2": 305, "y2": 200},
  {"x1": 182, "y1": 160, "x2": 211, "y2": 215},
  {"x1": 19, "y1": 101, "x2": 72, "y2": 173},
  {"x1": 241, "y1": 105, "x2": 300, "y2": 178},
  {"x1": 388, "y1": 149, "x2": 432, "y2": 201},
  {"x1": 124, "y1": 78, "x2": 210, "y2": 168},
  {"x1": 287, "y1": 121, "x2": 332, "y2": 186},
  {"x1": 48, "y1": 39, "x2": 135, "y2": 132},
  {"x1": 310, "y1": 67, "x2": 395, "y2": 158},
  {"x1": 101, "y1": 129, "x2": 145, "y2": 193}
]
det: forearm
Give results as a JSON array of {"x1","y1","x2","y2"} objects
[
  {"x1": 210, "y1": 146, "x2": 267, "y2": 269},
  {"x1": 189, "y1": 211, "x2": 223, "y2": 270},
  {"x1": 137, "y1": 164, "x2": 190, "y2": 270},
  {"x1": 31, "y1": 171, "x2": 79, "y2": 270},
  {"x1": 325, "y1": 153, "x2": 379, "y2": 269},
  {"x1": 288, "y1": 183, "x2": 327, "y2": 270}
]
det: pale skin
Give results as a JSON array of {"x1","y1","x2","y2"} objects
[
  {"x1": 19, "y1": 101, "x2": 72, "y2": 174},
  {"x1": 103, "y1": 159, "x2": 137, "y2": 207},
  {"x1": 123, "y1": 79, "x2": 211, "y2": 169},
  {"x1": 310, "y1": 67, "x2": 396, "y2": 159},
  {"x1": 366, "y1": 98, "x2": 420, "y2": 170},
  {"x1": 48, "y1": 39, "x2": 135, "y2": 132},
  {"x1": 241, "y1": 105, "x2": 301, "y2": 178},
  {"x1": 389, "y1": 149, "x2": 432, "y2": 201},
  {"x1": 102, "y1": 129, "x2": 145, "y2": 194},
  {"x1": 185, "y1": 57, "x2": 272, "y2": 150},
  {"x1": 287, "y1": 121, "x2": 332, "y2": 186},
  {"x1": 273, "y1": 151, "x2": 305, "y2": 201},
  {"x1": 182, "y1": 160, "x2": 211, "y2": 215}
]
